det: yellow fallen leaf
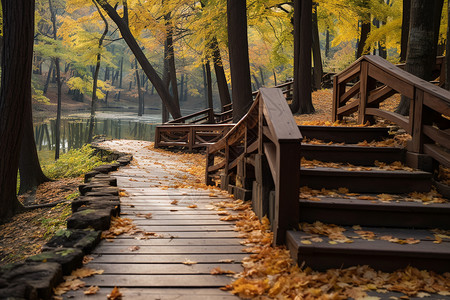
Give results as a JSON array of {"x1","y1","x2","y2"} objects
[
  {"x1": 301, "y1": 240, "x2": 312, "y2": 245},
  {"x1": 210, "y1": 267, "x2": 236, "y2": 275},
  {"x1": 107, "y1": 286, "x2": 122, "y2": 300},
  {"x1": 71, "y1": 268, "x2": 104, "y2": 279},
  {"x1": 188, "y1": 204, "x2": 198, "y2": 208},
  {"x1": 84, "y1": 286, "x2": 100, "y2": 295},
  {"x1": 171, "y1": 199, "x2": 179, "y2": 205},
  {"x1": 183, "y1": 259, "x2": 197, "y2": 265},
  {"x1": 129, "y1": 245, "x2": 140, "y2": 251}
]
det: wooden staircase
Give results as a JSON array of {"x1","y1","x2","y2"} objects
[{"x1": 287, "y1": 126, "x2": 450, "y2": 273}]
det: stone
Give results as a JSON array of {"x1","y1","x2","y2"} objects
[
  {"x1": 72, "y1": 196, "x2": 120, "y2": 213},
  {"x1": 90, "y1": 176, "x2": 117, "y2": 186},
  {"x1": 43, "y1": 229, "x2": 101, "y2": 254},
  {"x1": 67, "y1": 208, "x2": 112, "y2": 230},
  {"x1": 0, "y1": 282, "x2": 38, "y2": 300},
  {"x1": 79, "y1": 183, "x2": 113, "y2": 195},
  {"x1": 1, "y1": 262, "x2": 61, "y2": 300},
  {"x1": 26, "y1": 248, "x2": 84, "y2": 275},
  {"x1": 77, "y1": 202, "x2": 120, "y2": 216},
  {"x1": 93, "y1": 165, "x2": 114, "y2": 174},
  {"x1": 84, "y1": 170, "x2": 100, "y2": 183},
  {"x1": 89, "y1": 186, "x2": 119, "y2": 196}
]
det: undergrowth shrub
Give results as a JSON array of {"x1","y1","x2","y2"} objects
[{"x1": 42, "y1": 145, "x2": 107, "y2": 179}]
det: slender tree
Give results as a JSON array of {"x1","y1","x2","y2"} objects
[
  {"x1": 210, "y1": 37, "x2": 232, "y2": 110},
  {"x1": 311, "y1": 1, "x2": 323, "y2": 91},
  {"x1": 94, "y1": 0, "x2": 181, "y2": 119},
  {"x1": 0, "y1": 0, "x2": 35, "y2": 220},
  {"x1": 227, "y1": 0, "x2": 253, "y2": 122},
  {"x1": 88, "y1": 0, "x2": 109, "y2": 143},
  {"x1": 400, "y1": 0, "x2": 411, "y2": 62},
  {"x1": 292, "y1": 0, "x2": 314, "y2": 114}
]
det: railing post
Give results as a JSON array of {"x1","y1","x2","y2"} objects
[
  {"x1": 273, "y1": 140, "x2": 301, "y2": 245},
  {"x1": 154, "y1": 127, "x2": 160, "y2": 148},
  {"x1": 188, "y1": 126, "x2": 194, "y2": 151},
  {"x1": 332, "y1": 76, "x2": 339, "y2": 122},
  {"x1": 411, "y1": 88, "x2": 424, "y2": 153},
  {"x1": 205, "y1": 146, "x2": 214, "y2": 186},
  {"x1": 358, "y1": 61, "x2": 369, "y2": 124}
]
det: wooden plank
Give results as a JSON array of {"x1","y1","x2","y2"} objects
[
  {"x1": 339, "y1": 81, "x2": 360, "y2": 104},
  {"x1": 64, "y1": 288, "x2": 239, "y2": 300},
  {"x1": 423, "y1": 125, "x2": 450, "y2": 149},
  {"x1": 91, "y1": 254, "x2": 248, "y2": 264},
  {"x1": 358, "y1": 61, "x2": 369, "y2": 124},
  {"x1": 423, "y1": 144, "x2": 450, "y2": 167},
  {"x1": 97, "y1": 238, "x2": 242, "y2": 246},
  {"x1": 423, "y1": 90, "x2": 450, "y2": 116},
  {"x1": 367, "y1": 63, "x2": 415, "y2": 99},
  {"x1": 260, "y1": 88, "x2": 302, "y2": 141},
  {"x1": 86, "y1": 263, "x2": 243, "y2": 275},
  {"x1": 365, "y1": 108, "x2": 411, "y2": 133},
  {"x1": 130, "y1": 220, "x2": 233, "y2": 226},
  {"x1": 134, "y1": 225, "x2": 235, "y2": 232},
  {"x1": 92, "y1": 245, "x2": 244, "y2": 255}
]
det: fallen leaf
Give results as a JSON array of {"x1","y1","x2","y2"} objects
[
  {"x1": 188, "y1": 204, "x2": 198, "y2": 208},
  {"x1": 84, "y1": 286, "x2": 100, "y2": 295},
  {"x1": 129, "y1": 246, "x2": 140, "y2": 251},
  {"x1": 53, "y1": 279, "x2": 86, "y2": 296},
  {"x1": 301, "y1": 240, "x2": 312, "y2": 245},
  {"x1": 71, "y1": 268, "x2": 104, "y2": 278},
  {"x1": 210, "y1": 267, "x2": 236, "y2": 275},
  {"x1": 182, "y1": 259, "x2": 197, "y2": 265},
  {"x1": 171, "y1": 199, "x2": 179, "y2": 205},
  {"x1": 219, "y1": 259, "x2": 235, "y2": 263},
  {"x1": 107, "y1": 286, "x2": 122, "y2": 300}
]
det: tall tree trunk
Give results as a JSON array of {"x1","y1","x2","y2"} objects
[
  {"x1": 259, "y1": 67, "x2": 265, "y2": 87},
  {"x1": 135, "y1": 59, "x2": 144, "y2": 116},
  {"x1": 116, "y1": 56, "x2": 123, "y2": 101},
  {"x1": 357, "y1": 20, "x2": 371, "y2": 58},
  {"x1": 227, "y1": 0, "x2": 253, "y2": 122},
  {"x1": 88, "y1": 0, "x2": 108, "y2": 143},
  {"x1": 94, "y1": 0, "x2": 181, "y2": 119},
  {"x1": 292, "y1": 0, "x2": 314, "y2": 114},
  {"x1": 395, "y1": 0, "x2": 439, "y2": 115},
  {"x1": 311, "y1": 2, "x2": 323, "y2": 90},
  {"x1": 0, "y1": 0, "x2": 35, "y2": 220},
  {"x1": 446, "y1": 0, "x2": 450, "y2": 90},
  {"x1": 19, "y1": 108, "x2": 50, "y2": 195},
  {"x1": 252, "y1": 74, "x2": 261, "y2": 90},
  {"x1": 400, "y1": 0, "x2": 411, "y2": 62},
  {"x1": 43, "y1": 59, "x2": 54, "y2": 94},
  {"x1": 180, "y1": 74, "x2": 185, "y2": 102},
  {"x1": 210, "y1": 37, "x2": 232, "y2": 110},
  {"x1": 164, "y1": 14, "x2": 180, "y2": 114},
  {"x1": 205, "y1": 60, "x2": 213, "y2": 112},
  {"x1": 49, "y1": 0, "x2": 62, "y2": 160},
  {"x1": 325, "y1": 29, "x2": 330, "y2": 58}
]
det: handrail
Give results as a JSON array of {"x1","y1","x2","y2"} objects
[
  {"x1": 206, "y1": 88, "x2": 302, "y2": 245},
  {"x1": 167, "y1": 108, "x2": 214, "y2": 124},
  {"x1": 332, "y1": 55, "x2": 450, "y2": 168},
  {"x1": 251, "y1": 80, "x2": 294, "y2": 96}
]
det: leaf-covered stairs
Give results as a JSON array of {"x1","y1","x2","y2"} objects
[{"x1": 287, "y1": 126, "x2": 450, "y2": 273}]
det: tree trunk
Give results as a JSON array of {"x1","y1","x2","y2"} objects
[
  {"x1": 206, "y1": 60, "x2": 213, "y2": 111},
  {"x1": 165, "y1": 14, "x2": 180, "y2": 113},
  {"x1": 292, "y1": 0, "x2": 314, "y2": 114},
  {"x1": 400, "y1": 0, "x2": 411, "y2": 62},
  {"x1": 325, "y1": 29, "x2": 330, "y2": 58},
  {"x1": 259, "y1": 67, "x2": 265, "y2": 87},
  {"x1": 252, "y1": 74, "x2": 261, "y2": 90},
  {"x1": 88, "y1": 0, "x2": 108, "y2": 143},
  {"x1": 446, "y1": 0, "x2": 450, "y2": 90},
  {"x1": 357, "y1": 20, "x2": 371, "y2": 58},
  {"x1": 19, "y1": 108, "x2": 50, "y2": 195},
  {"x1": 395, "y1": 0, "x2": 438, "y2": 115},
  {"x1": 180, "y1": 74, "x2": 185, "y2": 102},
  {"x1": 116, "y1": 56, "x2": 123, "y2": 101},
  {"x1": 0, "y1": 0, "x2": 35, "y2": 220},
  {"x1": 210, "y1": 37, "x2": 232, "y2": 110},
  {"x1": 135, "y1": 59, "x2": 144, "y2": 116},
  {"x1": 94, "y1": 0, "x2": 181, "y2": 119},
  {"x1": 49, "y1": 0, "x2": 62, "y2": 160},
  {"x1": 43, "y1": 59, "x2": 54, "y2": 94},
  {"x1": 311, "y1": 2, "x2": 323, "y2": 91},
  {"x1": 227, "y1": 0, "x2": 253, "y2": 122}
]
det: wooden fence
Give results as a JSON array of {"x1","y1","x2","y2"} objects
[
  {"x1": 332, "y1": 55, "x2": 450, "y2": 168},
  {"x1": 205, "y1": 88, "x2": 302, "y2": 245}
]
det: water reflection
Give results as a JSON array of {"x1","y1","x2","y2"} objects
[{"x1": 34, "y1": 117, "x2": 157, "y2": 154}]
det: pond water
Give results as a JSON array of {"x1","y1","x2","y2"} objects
[{"x1": 34, "y1": 110, "x2": 162, "y2": 162}]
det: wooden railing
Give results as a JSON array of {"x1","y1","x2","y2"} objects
[
  {"x1": 154, "y1": 124, "x2": 234, "y2": 151},
  {"x1": 205, "y1": 88, "x2": 302, "y2": 245},
  {"x1": 332, "y1": 55, "x2": 450, "y2": 168}
]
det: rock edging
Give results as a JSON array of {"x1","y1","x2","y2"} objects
[{"x1": 0, "y1": 144, "x2": 132, "y2": 300}]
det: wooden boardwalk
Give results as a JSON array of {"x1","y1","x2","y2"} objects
[{"x1": 64, "y1": 140, "x2": 243, "y2": 299}]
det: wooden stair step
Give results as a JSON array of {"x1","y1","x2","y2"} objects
[
  {"x1": 300, "y1": 167, "x2": 432, "y2": 193},
  {"x1": 300, "y1": 144, "x2": 405, "y2": 166},
  {"x1": 286, "y1": 227, "x2": 450, "y2": 273},
  {"x1": 299, "y1": 197, "x2": 450, "y2": 229},
  {"x1": 298, "y1": 125, "x2": 391, "y2": 143}
]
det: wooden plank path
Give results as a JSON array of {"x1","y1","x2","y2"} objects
[{"x1": 64, "y1": 140, "x2": 242, "y2": 299}]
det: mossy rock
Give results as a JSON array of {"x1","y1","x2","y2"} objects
[
  {"x1": 26, "y1": 248, "x2": 83, "y2": 275},
  {"x1": 67, "y1": 208, "x2": 112, "y2": 230},
  {"x1": 43, "y1": 229, "x2": 101, "y2": 254},
  {"x1": 1, "y1": 262, "x2": 61, "y2": 300}
]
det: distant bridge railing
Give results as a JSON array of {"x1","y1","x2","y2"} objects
[
  {"x1": 332, "y1": 55, "x2": 449, "y2": 168},
  {"x1": 205, "y1": 88, "x2": 302, "y2": 245}
]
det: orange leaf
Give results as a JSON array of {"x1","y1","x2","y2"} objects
[{"x1": 107, "y1": 286, "x2": 122, "y2": 300}]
